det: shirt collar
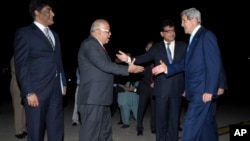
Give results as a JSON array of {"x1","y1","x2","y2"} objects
[
  {"x1": 191, "y1": 25, "x2": 201, "y2": 37},
  {"x1": 34, "y1": 21, "x2": 47, "y2": 33}
]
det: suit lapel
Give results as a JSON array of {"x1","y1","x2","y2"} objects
[
  {"x1": 159, "y1": 42, "x2": 170, "y2": 64},
  {"x1": 31, "y1": 23, "x2": 55, "y2": 50},
  {"x1": 89, "y1": 36, "x2": 111, "y2": 61},
  {"x1": 189, "y1": 27, "x2": 205, "y2": 52},
  {"x1": 185, "y1": 27, "x2": 205, "y2": 61}
]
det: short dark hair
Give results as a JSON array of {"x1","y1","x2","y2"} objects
[
  {"x1": 161, "y1": 20, "x2": 175, "y2": 31},
  {"x1": 29, "y1": 0, "x2": 53, "y2": 19}
]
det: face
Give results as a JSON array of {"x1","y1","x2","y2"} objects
[
  {"x1": 160, "y1": 26, "x2": 176, "y2": 42},
  {"x1": 181, "y1": 15, "x2": 195, "y2": 34},
  {"x1": 35, "y1": 5, "x2": 55, "y2": 26},
  {"x1": 98, "y1": 22, "x2": 112, "y2": 45}
]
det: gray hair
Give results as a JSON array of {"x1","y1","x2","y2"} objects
[{"x1": 181, "y1": 8, "x2": 201, "y2": 24}]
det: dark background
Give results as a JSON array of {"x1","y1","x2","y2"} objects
[{"x1": 1, "y1": 0, "x2": 249, "y2": 102}]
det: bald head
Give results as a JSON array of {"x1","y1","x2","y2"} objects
[
  {"x1": 90, "y1": 19, "x2": 111, "y2": 45},
  {"x1": 90, "y1": 19, "x2": 109, "y2": 33}
]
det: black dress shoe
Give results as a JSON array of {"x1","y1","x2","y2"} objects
[
  {"x1": 15, "y1": 133, "x2": 26, "y2": 139},
  {"x1": 178, "y1": 127, "x2": 182, "y2": 131},
  {"x1": 137, "y1": 131, "x2": 143, "y2": 136},
  {"x1": 151, "y1": 130, "x2": 156, "y2": 134},
  {"x1": 72, "y1": 122, "x2": 77, "y2": 126},
  {"x1": 121, "y1": 124, "x2": 130, "y2": 128},
  {"x1": 22, "y1": 131, "x2": 27, "y2": 136},
  {"x1": 117, "y1": 121, "x2": 123, "y2": 125}
]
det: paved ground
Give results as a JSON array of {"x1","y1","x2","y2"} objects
[{"x1": 1, "y1": 87, "x2": 250, "y2": 141}]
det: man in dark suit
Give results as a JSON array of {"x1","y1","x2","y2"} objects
[
  {"x1": 77, "y1": 19, "x2": 144, "y2": 141},
  {"x1": 152, "y1": 8, "x2": 223, "y2": 141},
  {"x1": 14, "y1": 0, "x2": 67, "y2": 141},
  {"x1": 136, "y1": 41, "x2": 156, "y2": 136},
  {"x1": 117, "y1": 20, "x2": 187, "y2": 141}
]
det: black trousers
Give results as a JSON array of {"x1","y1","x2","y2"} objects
[{"x1": 137, "y1": 86, "x2": 156, "y2": 132}]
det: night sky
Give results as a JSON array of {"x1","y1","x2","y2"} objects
[{"x1": 1, "y1": 1, "x2": 249, "y2": 99}]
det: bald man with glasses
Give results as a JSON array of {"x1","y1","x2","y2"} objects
[{"x1": 77, "y1": 19, "x2": 144, "y2": 141}]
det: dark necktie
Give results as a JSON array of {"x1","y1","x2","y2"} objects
[
  {"x1": 101, "y1": 45, "x2": 106, "y2": 52},
  {"x1": 44, "y1": 27, "x2": 55, "y2": 50},
  {"x1": 166, "y1": 43, "x2": 172, "y2": 64}
]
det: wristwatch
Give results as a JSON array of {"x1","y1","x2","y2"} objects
[
  {"x1": 133, "y1": 88, "x2": 137, "y2": 92},
  {"x1": 26, "y1": 93, "x2": 33, "y2": 97}
]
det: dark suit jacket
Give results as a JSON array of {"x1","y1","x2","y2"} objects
[
  {"x1": 167, "y1": 27, "x2": 222, "y2": 101},
  {"x1": 137, "y1": 63, "x2": 153, "y2": 93},
  {"x1": 14, "y1": 23, "x2": 66, "y2": 100},
  {"x1": 135, "y1": 41, "x2": 187, "y2": 98},
  {"x1": 78, "y1": 36, "x2": 129, "y2": 106}
]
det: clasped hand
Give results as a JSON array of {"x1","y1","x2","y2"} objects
[
  {"x1": 116, "y1": 50, "x2": 129, "y2": 62},
  {"x1": 116, "y1": 50, "x2": 144, "y2": 73},
  {"x1": 152, "y1": 60, "x2": 167, "y2": 75}
]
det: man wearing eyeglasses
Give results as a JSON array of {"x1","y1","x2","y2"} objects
[
  {"x1": 117, "y1": 19, "x2": 187, "y2": 141},
  {"x1": 77, "y1": 19, "x2": 144, "y2": 141}
]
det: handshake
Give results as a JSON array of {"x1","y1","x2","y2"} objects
[
  {"x1": 116, "y1": 50, "x2": 144, "y2": 73},
  {"x1": 116, "y1": 51, "x2": 167, "y2": 75}
]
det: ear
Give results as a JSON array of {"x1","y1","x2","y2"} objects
[
  {"x1": 160, "y1": 31, "x2": 164, "y2": 37},
  {"x1": 34, "y1": 10, "x2": 40, "y2": 16}
]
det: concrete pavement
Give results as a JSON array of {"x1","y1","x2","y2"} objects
[{"x1": 1, "y1": 88, "x2": 250, "y2": 141}]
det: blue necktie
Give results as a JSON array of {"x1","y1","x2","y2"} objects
[
  {"x1": 166, "y1": 43, "x2": 172, "y2": 64},
  {"x1": 187, "y1": 35, "x2": 193, "y2": 52}
]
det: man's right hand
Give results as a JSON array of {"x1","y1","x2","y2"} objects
[
  {"x1": 152, "y1": 60, "x2": 167, "y2": 75},
  {"x1": 27, "y1": 93, "x2": 39, "y2": 107},
  {"x1": 128, "y1": 58, "x2": 144, "y2": 73},
  {"x1": 116, "y1": 50, "x2": 129, "y2": 63}
]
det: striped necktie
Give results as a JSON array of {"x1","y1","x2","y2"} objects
[{"x1": 44, "y1": 27, "x2": 55, "y2": 50}]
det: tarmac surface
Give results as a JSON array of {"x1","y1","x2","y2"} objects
[{"x1": 1, "y1": 87, "x2": 250, "y2": 141}]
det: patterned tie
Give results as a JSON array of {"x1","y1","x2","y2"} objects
[
  {"x1": 44, "y1": 27, "x2": 55, "y2": 50},
  {"x1": 166, "y1": 43, "x2": 172, "y2": 64}
]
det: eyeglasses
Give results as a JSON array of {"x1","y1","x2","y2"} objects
[
  {"x1": 99, "y1": 28, "x2": 111, "y2": 34},
  {"x1": 163, "y1": 29, "x2": 175, "y2": 33}
]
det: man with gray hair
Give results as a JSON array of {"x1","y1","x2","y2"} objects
[{"x1": 152, "y1": 8, "x2": 224, "y2": 141}]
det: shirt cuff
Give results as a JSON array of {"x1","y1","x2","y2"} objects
[
  {"x1": 127, "y1": 57, "x2": 131, "y2": 64},
  {"x1": 164, "y1": 67, "x2": 168, "y2": 74}
]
